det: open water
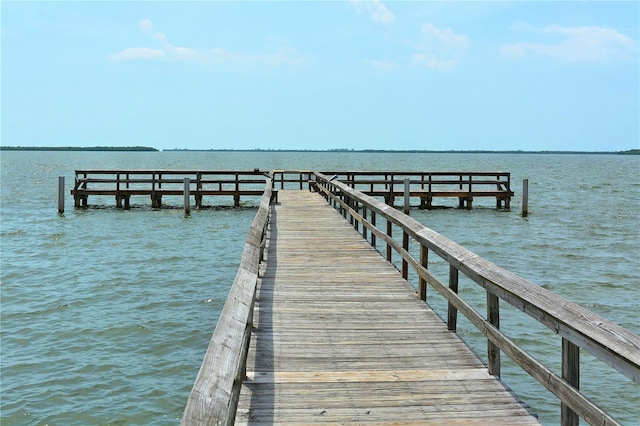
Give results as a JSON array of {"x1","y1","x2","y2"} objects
[{"x1": 1, "y1": 151, "x2": 638, "y2": 425}]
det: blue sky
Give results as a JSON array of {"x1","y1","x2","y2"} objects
[{"x1": 2, "y1": 1, "x2": 638, "y2": 151}]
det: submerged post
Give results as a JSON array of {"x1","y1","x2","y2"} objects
[
  {"x1": 522, "y1": 178, "x2": 529, "y2": 217},
  {"x1": 184, "y1": 178, "x2": 191, "y2": 215},
  {"x1": 58, "y1": 176, "x2": 65, "y2": 214}
]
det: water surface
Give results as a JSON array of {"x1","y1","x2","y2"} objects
[{"x1": 1, "y1": 151, "x2": 638, "y2": 424}]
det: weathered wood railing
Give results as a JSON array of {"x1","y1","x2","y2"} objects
[
  {"x1": 181, "y1": 174, "x2": 273, "y2": 426},
  {"x1": 273, "y1": 170, "x2": 513, "y2": 209},
  {"x1": 72, "y1": 170, "x2": 268, "y2": 208},
  {"x1": 313, "y1": 172, "x2": 640, "y2": 426},
  {"x1": 70, "y1": 170, "x2": 513, "y2": 210}
]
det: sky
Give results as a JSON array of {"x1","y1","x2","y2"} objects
[{"x1": 1, "y1": 1, "x2": 638, "y2": 151}]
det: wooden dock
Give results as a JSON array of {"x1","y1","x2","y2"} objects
[
  {"x1": 181, "y1": 172, "x2": 640, "y2": 426},
  {"x1": 235, "y1": 190, "x2": 538, "y2": 424},
  {"x1": 69, "y1": 170, "x2": 514, "y2": 210}
]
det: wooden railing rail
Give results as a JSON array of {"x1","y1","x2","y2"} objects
[
  {"x1": 271, "y1": 170, "x2": 512, "y2": 210},
  {"x1": 73, "y1": 170, "x2": 267, "y2": 191},
  {"x1": 72, "y1": 170, "x2": 271, "y2": 208},
  {"x1": 270, "y1": 170, "x2": 512, "y2": 191},
  {"x1": 313, "y1": 172, "x2": 640, "y2": 426},
  {"x1": 181, "y1": 174, "x2": 274, "y2": 426},
  {"x1": 271, "y1": 170, "x2": 314, "y2": 190}
]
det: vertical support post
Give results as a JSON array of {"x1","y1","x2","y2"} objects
[
  {"x1": 116, "y1": 173, "x2": 121, "y2": 208},
  {"x1": 370, "y1": 211, "x2": 377, "y2": 248},
  {"x1": 496, "y1": 174, "x2": 502, "y2": 209},
  {"x1": 234, "y1": 173, "x2": 240, "y2": 207},
  {"x1": 403, "y1": 178, "x2": 410, "y2": 214},
  {"x1": 58, "y1": 176, "x2": 65, "y2": 214},
  {"x1": 418, "y1": 245, "x2": 428, "y2": 301},
  {"x1": 522, "y1": 178, "x2": 529, "y2": 217},
  {"x1": 506, "y1": 173, "x2": 512, "y2": 209},
  {"x1": 447, "y1": 266, "x2": 459, "y2": 331},
  {"x1": 386, "y1": 219, "x2": 392, "y2": 263},
  {"x1": 487, "y1": 292, "x2": 500, "y2": 377},
  {"x1": 362, "y1": 206, "x2": 368, "y2": 241},
  {"x1": 184, "y1": 178, "x2": 191, "y2": 215},
  {"x1": 561, "y1": 338, "x2": 580, "y2": 426},
  {"x1": 353, "y1": 200, "x2": 359, "y2": 231},
  {"x1": 402, "y1": 179, "x2": 410, "y2": 279},
  {"x1": 196, "y1": 172, "x2": 203, "y2": 208}
]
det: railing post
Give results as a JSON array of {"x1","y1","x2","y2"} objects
[
  {"x1": 58, "y1": 176, "x2": 65, "y2": 214},
  {"x1": 196, "y1": 172, "x2": 202, "y2": 208},
  {"x1": 362, "y1": 205, "x2": 368, "y2": 240},
  {"x1": 386, "y1": 219, "x2": 393, "y2": 263},
  {"x1": 342, "y1": 194, "x2": 347, "y2": 218},
  {"x1": 447, "y1": 265, "x2": 458, "y2": 331},
  {"x1": 487, "y1": 292, "x2": 500, "y2": 377},
  {"x1": 234, "y1": 173, "x2": 240, "y2": 207},
  {"x1": 468, "y1": 174, "x2": 473, "y2": 210},
  {"x1": 370, "y1": 211, "x2": 377, "y2": 248},
  {"x1": 116, "y1": 173, "x2": 122, "y2": 208},
  {"x1": 418, "y1": 245, "x2": 428, "y2": 301},
  {"x1": 184, "y1": 178, "x2": 191, "y2": 215},
  {"x1": 402, "y1": 179, "x2": 410, "y2": 279},
  {"x1": 562, "y1": 338, "x2": 580, "y2": 426},
  {"x1": 349, "y1": 198, "x2": 355, "y2": 227}
]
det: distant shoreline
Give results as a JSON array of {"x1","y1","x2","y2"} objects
[
  {"x1": 0, "y1": 146, "x2": 158, "y2": 152},
  {"x1": 0, "y1": 146, "x2": 637, "y2": 155}
]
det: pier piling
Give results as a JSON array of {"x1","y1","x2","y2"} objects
[
  {"x1": 58, "y1": 176, "x2": 65, "y2": 214},
  {"x1": 184, "y1": 178, "x2": 191, "y2": 214},
  {"x1": 522, "y1": 178, "x2": 529, "y2": 217}
]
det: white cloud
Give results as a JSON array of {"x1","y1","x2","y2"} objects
[
  {"x1": 421, "y1": 24, "x2": 470, "y2": 50},
  {"x1": 209, "y1": 46, "x2": 305, "y2": 66},
  {"x1": 411, "y1": 24, "x2": 470, "y2": 70},
  {"x1": 501, "y1": 24, "x2": 637, "y2": 62},
  {"x1": 411, "y1": 54, "x2": 459, "y2": 71},
  {"x1": 365, "y1": 59, "x2": 398, "y2": 72},
  {"x1": 107, "y1": 47, "x2": 165, "y2": 62},
  {"x1": 108, "y1": 20, "x2": 306, "y2": 66},
  {"x1": 349, "y1": 0, "x2": 394, "y2": 24},
  {"x1": 139, "y1": 19, "x2": 153, "y2": 33},
  {"x1": 168, "y1": 45, "x2": 198, "y2": 59}
]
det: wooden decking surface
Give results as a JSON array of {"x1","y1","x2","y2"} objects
[{"x1": 236, "y1": 190, "x2": 539, "y2": 425}]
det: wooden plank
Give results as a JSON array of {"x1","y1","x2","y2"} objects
[{"x1": 235, "y1": 190, "x2": 539, "y2": 424}]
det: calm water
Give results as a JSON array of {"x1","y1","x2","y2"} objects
[{"x1": 1, "y1": 151, "x2": 638, "y2": 425}]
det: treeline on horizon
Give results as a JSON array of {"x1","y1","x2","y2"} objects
[
  {"x1": 1, "y1": 146, "x2": 638, "y2": 155},
  {"x1": 165, "y1": 148, "x2": 640, "y2": 155},
  {"x1": 0, "y1": 146, "x2": 158, "y2": 152}
]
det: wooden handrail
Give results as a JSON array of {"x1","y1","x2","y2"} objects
[
  {"x1": 181, "y1": 174, "x2": 274, "y2": 426},
  {"x1": 313, "y1": 172, "x2": 640, "y2": 426}
]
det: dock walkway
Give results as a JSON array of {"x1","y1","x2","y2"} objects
[{"x1": 235, "y1": 190, "x2": 539, "y2": 424}]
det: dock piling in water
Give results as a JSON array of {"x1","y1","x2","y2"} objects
[
  {"x1": 522, "y1": 178, "x2": 529, "y2": 217},
  {"x1": 58, "y1": 176, "x2": 64, "y2": 214},
  {"x1": 183, "y1": 178, "x2": 190, "y2": 214}
]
